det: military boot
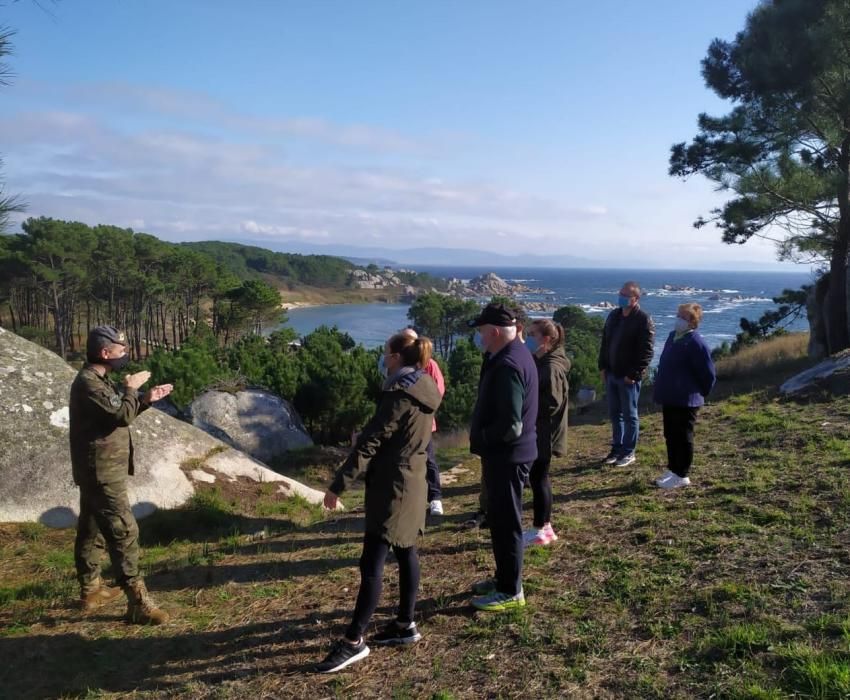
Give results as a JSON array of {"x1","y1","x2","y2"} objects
[
  {"x1": 80, "y1": 577, "x2": 123, "y2": 612},
  {"x1": 124, "y1": 580, "x2": 170, "y2": 625}
]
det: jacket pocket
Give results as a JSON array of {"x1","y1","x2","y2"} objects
[{"x1": 93, "y1": 436, "x2": 131, "y2": 484}]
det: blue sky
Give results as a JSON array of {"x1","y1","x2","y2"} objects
[{"x1": 0, "y1": 0, "x2": 794, "y2": 268}]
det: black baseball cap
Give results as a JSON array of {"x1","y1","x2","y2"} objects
[
  {"x1": 467, "y1": 303, "x2": 517, "y2": 328},
  {"x1": 86, "y1": 325, "x2": 128, "y2": 359}
]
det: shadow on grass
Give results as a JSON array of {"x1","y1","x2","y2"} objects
[
  {"x1": 556, "y1": 484, "x2": 644, "y2": 502},
  {"x1": 0, "y1": 594, "x2": 476, "y2": 697},
  {"x1": 145, "y1": 554, "x2": 361, "y2": 592}
]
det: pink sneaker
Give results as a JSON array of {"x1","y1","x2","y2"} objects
[
  {"x1": 543, "y1": 523, "x2": 558, "y2": 542},
  {"x1": 524, "y1": 527, "x2": 554, "y2": 547}
]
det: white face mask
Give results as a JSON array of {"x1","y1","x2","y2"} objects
[{"x1": 674, "y1": 318, "x2": 690, "y2": 333}]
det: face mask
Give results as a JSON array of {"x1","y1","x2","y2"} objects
[
  {"x1": 674, "y1": 318, "x2": 690, "y2": 333},
  {"x1": 525, "y1": 335, "x2": 540, "y2": 354},
  {"x1": 473, "y1": 332, "x2": 485, "y2": 351},
  {"x1": 105, "y1": 354, "x2": 130, "y2": 371},
  {"x1": 377, "y1": 354, "x2": 388, "y2": 378},
  {"x1": 617, "y1": 295, "x2": 631, "y2": 309}
]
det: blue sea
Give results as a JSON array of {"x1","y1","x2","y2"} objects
[{"x1": 280, "y1": 267, "x2": 815, "y2": 362}]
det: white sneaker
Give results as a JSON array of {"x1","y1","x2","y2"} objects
[
  {"x1": 429, "y1": 500, "x2": 444, "y2": 515},
  {"x1": 658, "y1": 474, "x2": 691, "y2": 489},
  {"x1": 655, "y1": 470, "x2": 675, "y2": 486}
]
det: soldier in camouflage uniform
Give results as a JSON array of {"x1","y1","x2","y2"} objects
[{"x1": 69, "y1": 325, "x2": 174, "y2": 624}]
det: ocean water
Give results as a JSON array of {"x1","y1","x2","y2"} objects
[{"x1": 281, "y1": 267, "x2": 815, "y2": 361}]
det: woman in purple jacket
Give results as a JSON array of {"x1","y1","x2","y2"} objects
[{"x1": 652, "y1": 303, "x2": 716, "y2": 489}]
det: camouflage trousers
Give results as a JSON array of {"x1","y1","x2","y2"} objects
[{"x1": 74, "y1": 479, "x2": 140, "y2": 589}]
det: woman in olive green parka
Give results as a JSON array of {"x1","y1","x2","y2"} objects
[
  {"x1": 317, "y1": 332, "x2": 442, "y2": 674},
  {"x1": 524, "y1": 319, "x2": 570, "y2": 547}
]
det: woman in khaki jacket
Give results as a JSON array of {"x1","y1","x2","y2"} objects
[
  {"x1": 524, "y1": 319, "x2": 570, "y2": 546},
  {"x1": 316, "y1": 332, "x2": 442, "y2": 674}
]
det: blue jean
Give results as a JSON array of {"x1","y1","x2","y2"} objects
[{"x1": 606, "y1": 374, "x2": 641, "y2": 456}]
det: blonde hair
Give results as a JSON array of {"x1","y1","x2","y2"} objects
[
  {"x1": 387, "y1": 332, "x2": 433, "y2": 368},
  {"x1": 678, "y1": 302, "x2": 703, "y2": 329}
]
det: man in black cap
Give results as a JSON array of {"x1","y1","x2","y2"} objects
[
  {"x1": 69, "y1": 325, "x2": 173, "y2": 624},
  {"x1": 466, "y1": 303, "x2": 538, "y2": 612}
]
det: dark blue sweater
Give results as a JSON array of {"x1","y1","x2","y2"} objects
[
  {"x1": 652, "y1": 330, "x2": 716, "y2": 407},
  {"x1": 469, "y1": 338, "x2": 539, "y2": 463}
]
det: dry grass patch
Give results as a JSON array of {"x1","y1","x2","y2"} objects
[{"x1": 715, "y1": 332, "x2": 809, "y2": 380}]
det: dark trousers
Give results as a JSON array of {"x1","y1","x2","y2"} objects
[
  {"x1": 529, "y1": 457, "x2": 552, "y2": 528},
  {"x1": 346, "y1": 533, "x2": 420, "y2": 641},
  {"x1": 662, "y1": 405, "x2": 699, "y2": 477},
  {"x1": 425, "y1": 438, "x2": 442, "y2": 502},
  {"x1": 483, "y1": 457, "x2": 530, "y2": 597},
  {"x1": 75, "y1": 479, "x2": 140, "y2": 589}
]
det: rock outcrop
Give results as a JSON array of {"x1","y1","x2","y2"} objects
[
  {"x1": 0, "y1": 328, "x2": 330, "y2": 527},
  {"x1": 188, "y1": 389, "x2": 312, "y2": 463},
  {"x1": 349, "y1": 268, "x2": 402, "y2": 289},
  {"x1": 465, "y1": 272, "x2": 532, "y2": 298},
  {"x1": 779, "y1": 350, "x2": 850, "y2": 395}
]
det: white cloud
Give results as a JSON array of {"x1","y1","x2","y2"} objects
[{"x1": 0, "y1": 80, "x2": 792, "y2": 266}]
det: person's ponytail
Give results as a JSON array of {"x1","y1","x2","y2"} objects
[
  {"x1": 413, "y1": 336, "x2": 433, "y2": 368},
  {"x1": 388, "y1": 333, "x2": 433, "y2": 368}
]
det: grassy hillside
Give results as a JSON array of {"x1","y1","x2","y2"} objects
[{"x1": 3, "y1": 337, "x2": 850, "y2": 699}]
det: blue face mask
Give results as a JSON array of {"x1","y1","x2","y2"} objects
[
  {"x1": 617, "y1": 294, "x2": 632, "y2": 309},
  {"x1": 473, "y1": 332, "x2": 485, "y2": 351},
  {"x1": 525, "y1": 335, "x2": 540, "y2": 354},
  {"x1": 377, "y1": 354, "x2": 388, "y2": 377}
]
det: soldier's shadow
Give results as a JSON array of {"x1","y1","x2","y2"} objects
[
  {"x1": 0, "y1": 592, "x2": 475, "y2": 698},
  {"x1": 0, "y1": 617, "x2": 322, "y2": 698}
]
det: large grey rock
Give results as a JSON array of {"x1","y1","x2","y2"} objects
[
  {"x1": 0, "y1": 327, "x2": 330, "y2": 527},
  {"x1": 188, "y1": 389, "x2": 312, "y2": 462},
  {"x1": 779, "y1": 351, "x2": 850, "y2": 395}
]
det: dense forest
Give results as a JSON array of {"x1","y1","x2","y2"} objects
[
  {"x1": 182, "y1": 241, "x2": 356, "y2": 289},
  {"x1": 0, "y1": 218, "x2": 437, "y2": 362}
]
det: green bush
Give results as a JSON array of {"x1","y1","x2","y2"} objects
[{"x1": 553, "y1": 305, "x2": 605, "y2": 395}]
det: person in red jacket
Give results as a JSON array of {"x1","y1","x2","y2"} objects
[{"x1": 401, "y1": 327, "x2": 446, "y2": 515}]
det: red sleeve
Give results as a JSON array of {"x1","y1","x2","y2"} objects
[{"x1": 426, "y1": 359, "x2": 446, "y2": 397}]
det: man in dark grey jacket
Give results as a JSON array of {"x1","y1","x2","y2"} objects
[
  {"x1": 597, "y1": 281, "x2": 655, "y2": 467},
  {"x1": 467, "y1": 303, "x2": 538, "y2": 612}
]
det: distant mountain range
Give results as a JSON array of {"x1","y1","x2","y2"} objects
[
  {"x1": 233, "y1": 239, "x2": 595, "y2": 268},
  {"x1": 227, "y1": 238, "x2": 803, "y2": 272}
]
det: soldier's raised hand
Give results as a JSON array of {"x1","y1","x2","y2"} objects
[
  {"x1": 124, "y1": 370, "x2": 152, "y2": 390},
  {"x1": 145, "y1": 384, "x2": 174, "y2": 403}
]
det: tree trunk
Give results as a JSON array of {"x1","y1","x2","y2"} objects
[{"x1": 833, "y1": 136, "x2": 850, "y2": 354}]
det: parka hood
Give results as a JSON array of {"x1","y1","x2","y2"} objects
[
  {"x1": 537, "y1": 345, "x2": 571, "y2": 374},
  {"x1": 386, "y1": 369, "x2": 442, "y2": 413}
]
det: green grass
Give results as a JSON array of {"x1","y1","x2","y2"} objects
[{"x1": 3, "y1": 360, "x2": 850, "y2": 698}]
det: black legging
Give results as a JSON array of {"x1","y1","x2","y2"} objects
[
  {"x1": 345, "y1": 533, "x2": 420, "y2": 641},
  {"x1": 662, "y1": 405, "x2": 699, "y2": 477},
  {"x1": 529, "y1": 457, "x2": 552, "y2": 528}
]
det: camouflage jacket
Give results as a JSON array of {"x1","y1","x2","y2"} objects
[{"x1": 69, "y1": 365, "x2": 149, "y2": 485}]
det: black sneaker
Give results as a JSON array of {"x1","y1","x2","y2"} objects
[
  {"x1": 602, "y1": 450, "x2": 619, "y2": 465},
  {"x1": 315, "y1": 638, "x2": 370, "y2": 673},
  {"x1": 372, "y1": 621, "x2": 422, "y2": 646}
]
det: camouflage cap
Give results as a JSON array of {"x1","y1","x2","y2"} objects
[{"x1": 86, "y1": 325, "x2": 128, "y2": 359}]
